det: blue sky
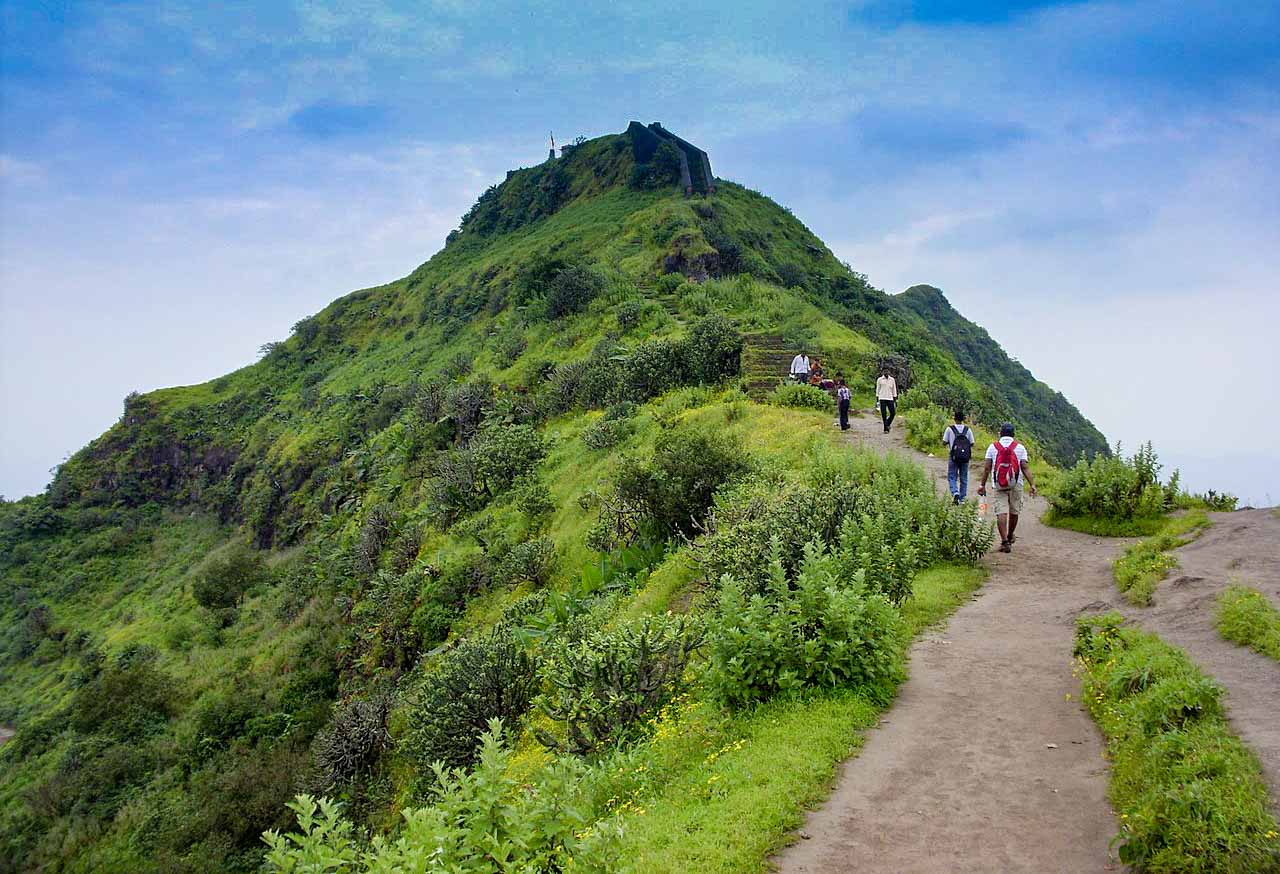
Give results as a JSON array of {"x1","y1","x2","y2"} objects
[{"x1": 2, "y1": 0, "x2": 1279, "y2": 504}]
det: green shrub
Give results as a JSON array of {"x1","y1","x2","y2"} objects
[
  {"x1": 538, "y1": 614, "x2": 702, "y2": 755},
  {"x1": 698, "y1": 453, "x2": 992, "y2": 600},
  {"x1": 191, "y1": 543, "x2": 266, "y2": 611},
  {"x1": 901, "y1": 404, "x2": 948, "y2": 455},
  {"x1": 616, "y1": 299, "x2": 646, "y2": 330},
  {"x1": 1073, "y1": 614, "x2": 1280, "y2": 872},
  {"x1": 312, "y1": 693, "x2": 392, "y2": 789},
  {"x1": 546, "y1": 265, "x2": 606, "y2": 319},
  {"x1": 629, "y1": 140, "x2": 683, "y2": 190},
  {"x1": 683, "y1": 314, "x2": 743, "y2": 383},
  {"x1": 69, "y1": 658, "x2": 178, "y2": 740},
  {"x1": 619, "y1": 338, "x2": 687, "y2": 402},
  {"x1": 1050, "y1": 442, "x2": 1176, "y2": 522},
  {"x1": 707, "y1": 539, "x2": 905, "y2": 708},
  {"x1": 583, "y1": 415, "x2": 631, "y2": 450},
  {"x1": 1215, "y1": 585, "x2": 1280, "y2": 661},
  {"x1": 494, "y1": 537, "x2": 556, "y2": 588},
  {"x1": 403, "y1": 630, "x2": 540, "y2": 773},
  {"x1": 471, "y1": 422, "x2": 547, "y2": 495},
  {"x1": 768, "y1": 383, "x2": 830, "y2": 411},
  {"x1": 264, "y1": 723, "x2": 621, "y2": 873},
  {"x1": 595, "y1": 426, "x2": 751, "y2": 547}
]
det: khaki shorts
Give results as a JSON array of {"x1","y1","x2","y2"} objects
[{"x1": 992, "y1": 485, "x2": 1025, "y2": 516}]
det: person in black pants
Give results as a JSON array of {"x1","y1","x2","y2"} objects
[
  {"x1": 875, "y1": 369, "x2": 898, "y2": 433},
  {"x1": 836, "y1": 376, "x2": 851, "y2": 430}
]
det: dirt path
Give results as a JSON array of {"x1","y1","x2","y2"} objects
[
  {"x1": 773, "y1": 412, "x2": 1121, "y2": 873},
  {"x1": 1117, "y1": 508, "x2": 1280, "y2": 816}
]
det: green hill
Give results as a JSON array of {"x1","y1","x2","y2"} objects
[{"x1": 0, "y1": 123, "x2": 1105, "y2": 873}]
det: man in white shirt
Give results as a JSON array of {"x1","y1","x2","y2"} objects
[
  {"x1": 790, "y1": 351, "x2": 810, "y2": 384},
  {"x1": 875, "y1": 369, "x2": 898, "y2": 433},
  {"x1": 941, "y1": 411, "x2": 975, "y2": 504},
  {"x1": 977, "y1": 423, "x2": 1039, "y2": 553}
]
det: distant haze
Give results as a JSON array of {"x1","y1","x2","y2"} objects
[{"x1": 3, "y1": 0, "x2": 1278, "y2": 506}]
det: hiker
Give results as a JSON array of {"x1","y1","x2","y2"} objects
[
  {"x1": 835, "y1": 376, "x2": 851, "y2": 431},
  {"x1": 942, "y1": 410, "x2": 975, "y2": 504},
  {"x1": 875, "y1": 368, "x2": 898, "y2": 433},
  {"x1": 977, "y1": 423, "x2": 1038, "y2": 553},
  {"x1": 790, "y1": 350, "x2": 811, "y2": 384}
]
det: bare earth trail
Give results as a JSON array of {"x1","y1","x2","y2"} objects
[
  {"x1": 1118, "y1": 507, "x2": 1280, "y2": 817},
  {"x1": 774, "y1": 411, "x2": 1122, "y2": 873}
]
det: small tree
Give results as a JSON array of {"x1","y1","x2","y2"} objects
[{"x1": 192, "y1": 544, "x2": 266, "y2": 611}]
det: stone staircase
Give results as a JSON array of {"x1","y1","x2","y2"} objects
[{"x1": 741, "y1": 332, "x2": 797, "y2": 400}]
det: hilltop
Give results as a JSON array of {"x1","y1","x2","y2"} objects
[{"x1": 0, "y1": 123, "x2": 1106, "y2": 872}]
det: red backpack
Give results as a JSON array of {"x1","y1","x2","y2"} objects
[{"x1": 993, "y1": 440, "x2": 1021, "y2": 490}]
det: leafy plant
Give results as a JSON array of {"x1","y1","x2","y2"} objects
[
  {"x1": 191, "y1": 542, "x2": 267, "y2": 612},
  {"x1": 538, "y1": 614, "x2": 703, "y2": 755},
  {"x1": 264, "y1": 723, "x2": 621, "y2": 873},
  {"x1": 1049, "y1": 442, "x2": 1177, "y2": 522},
  {"x1": 768, "y1": 383, "x2": 831, "y2": 410},
  {"x1": 706, "y1": 538, "x2": 905, "y2": 708},
  {"x1": 402, "y1": 630, "x2": 540, "y2": 773}
]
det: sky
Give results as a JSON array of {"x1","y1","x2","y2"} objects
[{"x1": 2, "y1": 0, "x2": 1278, "y2": 505}]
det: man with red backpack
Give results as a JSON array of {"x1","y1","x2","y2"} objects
[{"x1": 977, "y1": 423, "x2": 1038, "y2": 553}]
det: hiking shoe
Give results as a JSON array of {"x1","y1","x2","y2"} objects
[
  {"x1": 999, "y1": 540, "x2": 1012, "y2": 553},
  {"x1": 953, "y1": 494, "x2": 962, "y2": 505},
  {"x1": 1008, "y1": 534, "x2": 1017, "y2": 544}
]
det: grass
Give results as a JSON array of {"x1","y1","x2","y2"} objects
[
  {"x1": 1074, "y1": 613, "x2": 1280, "y2": 872},
  {"x1": 1112, "y1": 511, "x2": 1211, "y2": 605},
  {"x1": 1215, "y1": 585, "x2": 1280, "y2": 662},
  {"x1": 1041, "y1": 510, "x2": 1166, "y2": 538},
  {"x1": 608, "y1": 563, "x2": 986, "y2": 872}
]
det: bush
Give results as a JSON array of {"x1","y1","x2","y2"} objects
[
  {"x1": 683, "y1": 314, "x2": 743, "y2": 383},
  {"x1": 619, "y1": 339, "x2": 686, "y2": 402},
  {"x1": 596, "y1": 426, "x2": 751, "y2": 546},
  {"x1": 768, "y1": 383, "x2": 831, "y2": 411},
  {"x1": 494, "y1": 537, "x2": 556, "y2": 588},
  {"x1": 538, "y1": 614, "x2": 702, "y2": 754},
  {"x1": 69, "y1": 659, "x2": 178, "y2": 739},
  {"x1": 192, "y1": 543, "x2": 266, "y2": 611},
  {"x1": 901, "y1": 404, "x2": 949, "y2": 455},
  {"x1": 615, "y1": 299, "x2": 646, "y2": 330},
  {"x1": 582, "y1": 415, "x2": 631, "y2": 450},
  {"x1": 707, "y1": 538, "x2": 905, "y2": 708},
  {"x1": 1073, "y1": 614, "x2": 1280, "y2": 872},
  {"x1": 628, "y1": 140, "x2": 683, "y2": 190},
  {"x1": 546, "y1": 265, "x2": 606, "y2": 319},
  {"x1": 312, "y1": 693, "x2": 392, "y2": 788},
  {"x1": 471, "y1": 423, "x2": 547, "y2": 496},
  {"x1": 264, "y1": 725, "x2": 621, "y2": 873},
  {"x1": 403, "y1": 630, "x2": 540, "y2": 773},
  {"x1": 1050, "y1": 442, "x2": 1176, "y2": 522},
  {"x1": 698, "y1": 452, "x2": 992, "y2": 599},
  {"x1": 442, "y1": 379, "x2": 492, "y2": 444}
]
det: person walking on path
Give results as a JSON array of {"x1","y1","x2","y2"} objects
[
  {"x1": 977, "y1": 423, "x2": 1038, "y2": 553},
  {"x1": 835, "y1": 376, "x2": 852, "y2": 431},
  {"x1": 790, "y1": 351, "x2": 811, "y2": 385},
  {"x1": 942, "y1": 411, "x2": 974, "y2": 504},
  {"x1": 875, "y1": 369, "x2": 898, "y2": 433}
]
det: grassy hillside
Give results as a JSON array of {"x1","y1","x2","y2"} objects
[
  {"x1": 0, "y1": 124, "x2": 1101, "y2": 873},
  {"x1": 894, "y1": 284, "x2": 1106, "y2": 462}
]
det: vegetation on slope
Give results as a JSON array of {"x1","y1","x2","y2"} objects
[
  {"x1": 2, "y1": 123, "x2": 1094, "y2": 872},
  {"x1": 894, "y1": 284, "x2": 1106, "y2": 463}
]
